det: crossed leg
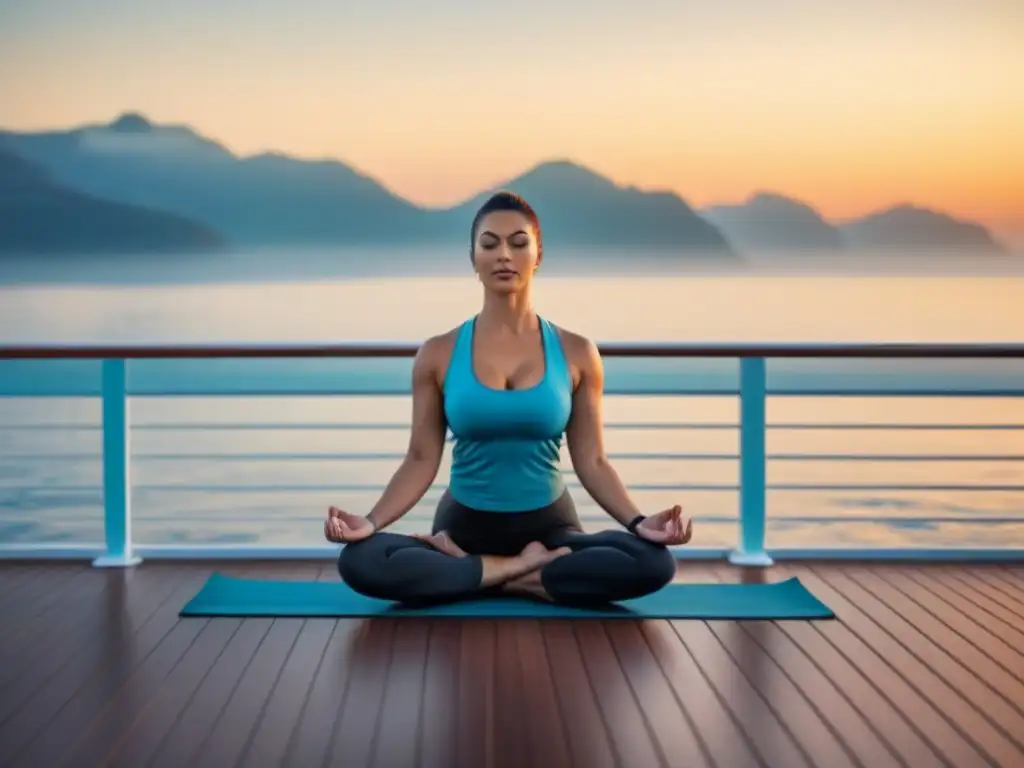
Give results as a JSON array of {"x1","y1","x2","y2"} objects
[
  {"x1": 508, "y1": 528, "x2": 677, "y2": 605},
  {"x1": 340, "y1": 527, "x2": 676, "y2": 607},
  {"x1": 337, "y1": 531, "x2": 568, "y2": 605}
]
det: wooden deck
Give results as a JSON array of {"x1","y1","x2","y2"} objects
[{"x1": 1, "y1": 561, "x2": 1023, "y2": 768}]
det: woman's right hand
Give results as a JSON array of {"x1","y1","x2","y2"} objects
[{"x1": 324, "y1": 506, "x2": 376, "y2": 543}]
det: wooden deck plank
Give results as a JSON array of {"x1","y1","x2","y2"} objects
[
  {"x1": 323, "y1": 619, "x2": 396, "y2": 767},
  {"x1": 3, "y1": 561, "x2": 1024, "y2": 768},
  {"x1": 97, "y1": 565, "x2": 319, "y2": 768},
  {"x1": 148, "y1": 617, "x2": 275, "y2": 767},
  {"x1": 965, "y1": 570, "x2": 1024, "y2": 613},
  {"x1": 864, "y1": 567, "x2": 1024, "y2": 684},
  {"x1": 733, "y1": 619, "x2": 905, "y2": 768},
  {"x1": 999, "y1": 566, "x2": 1024, "y2": 584},
  {"x1": 0, "y1": 564, "x2": 92, "y2": 673},
  {"x1": 631, "y1": 620, "x2": 763, "y2": 768},
  {"x1": 492, "y1": 619, "x2": 532, "y2": 768},
  {"x1": 453, "y1": 620, "x2": 497, "y2": 768},
  {"x1": 704, "y1": 620, "x2": 860, "y2": 768},
  {"x1": 987, "y1": 568, "x2": 1024, "y2": 589},
  {"x1": 48, "y1": 577, "x2": 216, "y2": 768},
  {"x1": 0, "y1": 571, "x2": 147, "y2": 718},
  {"x1": 0, "y1": 562, "x2": 45, "y2": 594},
  {"x1": 0, "y1": 565, "x2": 57, "y2": 614},
  {"x1": 935, "y1": 569, "x2": 1024, "y2": 628},
  {"x1": 275, "y1": 619, "x2": 362, "y2": 768},
  {"x1": 776, "y1": 576, "x2": 992, "y2": 767},
  {"x1": 573, "y1": 621, "x2": 669, "y2": 767},
  {"x1": 899, "y1": 568, "x2": 1024, "y2": 654},
  {"x1": 601, "y1": 621, "x2": 712, "y2": 768},
  {"x1": 668, "y1": 619, "x2": 813, "y2": 768},
  {"x1": 103, "y1": 617, "x2": 244, "y2": 767},
  {"x1": 768, "y1": 619, "x2": 949, "y2": 768},
  {"x1": 788, "y1": 565, "x2": 1024, "y2": 768},
  {"x1": 234, "y1": 565, "x2": 341, "y2": 768},
  {"x1": 371, "y1": 619, "x2": 431, "y2": 768},
  {"x1": 708, "y1": 562, "x2": 975, "y2": 768},
  {"x1": 509, "y1": 621, "x2": 573, "y2": 768},
  {"x1": 417, "y1": 621, "x2": 463, "y2": 768},
  {"x1": 538, "y1": 621, "x2": 617, "y2": 768},
  {"x1": 236, "y1": 618, "x2": 338, "y2": 768},
  {"x1": 0, "y1": 565, "x2": 94, "y2": 644},
  {"x1": 0, "y1": 565, "x2": 113, "y2": 674},
  {"x1": 193, "y1": 617, "x2": 306, "y2": 768},
  {"x1": 811, "y1": 567, "x2": 1024, "y2": 746},
  {"x1": 0, "y1": 567, "x2": 200, "y2": 766}
]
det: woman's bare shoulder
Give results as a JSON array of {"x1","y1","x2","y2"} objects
[
  {"x1": 415, "y1": 325, "x2": 462, "y2": 378},
  {"x1": 553, "y1": 324, "x2": 601, "y2": 371},
  {"x1": 420, "y1": 326, "x2": 460, "y2": 357},
  {"x1": 557, "y1": 325, "x2": 598, "y2": 362}
]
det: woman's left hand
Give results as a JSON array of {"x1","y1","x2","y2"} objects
[{"x1": 635, "y1": 505, "x2": 693, "y2": 545}]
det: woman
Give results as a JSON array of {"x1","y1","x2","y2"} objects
[{"x1": 325, "y1": 191, "x2": 693, "y2": 606}]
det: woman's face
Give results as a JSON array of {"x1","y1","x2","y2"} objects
[{"x1": 471, "y1": 210, "x2": 542, "y2": 294}]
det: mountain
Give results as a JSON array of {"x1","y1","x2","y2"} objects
[
  {"x1": 839, "y1": 204, "x2": 1005, "y2": 252},
  {"x1": 0, "y1": 114, "x2": 733, "y2": 255},
  {"x1": 0, "y1": 148, "x2": 224, "y2": 255},
  {"x1": 701, "y1": 193, "x2": 1006, "y2": 255},
  {"x1": 1, "y1": 112, "x2": 1006, "y2": 258},
  {"x1": 0, "y1": 112, "x2": 436, "y2": 246},
  {"x1": 448, "y1": 160, "x2": 733, "y2": 254},
  {"x1": 700, "y1": 192, "x2": 844, "y2": 252}
]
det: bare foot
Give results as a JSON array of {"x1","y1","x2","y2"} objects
[
  {"x1": 412, "y1": 530, "x2": 467, "y2": 558},
  {"x1": 502, "y1": 542, "x2": 570, "y2": 600},
  {"x1": 414, "y1": 535, "x2": 569, "y2": 590},
  {"x1": 518, "y1": 541, "x2": 571, "y2": 569}
]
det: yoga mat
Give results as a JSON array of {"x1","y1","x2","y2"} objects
[{"x1": 180, "y1": 573, "x2": 834, "y2": 620}]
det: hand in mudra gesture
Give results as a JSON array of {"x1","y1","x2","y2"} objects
[
  {"x1": 324, "y1": 506, "x2": 375, "y2": 543},
  {"x1": 635, "y1": 505, "x2": 693, "y2": 545}
]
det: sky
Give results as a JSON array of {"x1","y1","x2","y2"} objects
[{"x1": 1, "y1": 0, "x2": 1022, "y2": 241}]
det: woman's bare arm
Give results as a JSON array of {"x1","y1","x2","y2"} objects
[
  {"x1": 365, "y1": 337, "x2": 449, "y2": 532},
  {"x1": 563, "y1": 334, "x2": 645, "y2": 527}
]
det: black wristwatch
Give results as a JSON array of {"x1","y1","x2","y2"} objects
[{"x1": 626, "y1": 515, "x2": 647, "y2": 535}]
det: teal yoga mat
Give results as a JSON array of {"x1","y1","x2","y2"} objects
[{"x1": 180, "y1": 573, "x2": 834, "y2": 619}]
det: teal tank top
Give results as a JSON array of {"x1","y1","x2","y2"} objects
[{"x1": 443, "y1": 316, "x2": 573, "y2": 512}]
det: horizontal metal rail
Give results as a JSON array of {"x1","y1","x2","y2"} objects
[
  {"x1": 1, "y1": 341, "x2": 1023, "y2": 567},
  {"x1": 5, "y1": 451, "x2": 1024, "y2": 462},
  {"x1": 9, "y1": 482, "x2": 1023, "y2": 493},
  {"x1": 3, "y1": 341, "x2": 1024, "y2": 358},
  {"x1": 1, "y1": 422, "x2": 1023, "y2": 431},
  {"x1": 5, "y1": 513, "x2": 1011, "y2": 526}
]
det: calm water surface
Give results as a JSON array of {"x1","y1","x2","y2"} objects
[{"x1": 1, "y1": 250, "x2": 1023, "y2": 549}]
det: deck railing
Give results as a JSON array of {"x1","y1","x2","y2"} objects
[{"x1": 1, "y1": 341, "x2": 1023, "y2": 567}]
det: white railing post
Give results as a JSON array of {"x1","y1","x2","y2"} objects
[
  {"x1": 93, "y1": 358, "x2": 141, "y2": 567},
  {"x1": 729, "y1": 356, "x2": 774, "y2": 566}
]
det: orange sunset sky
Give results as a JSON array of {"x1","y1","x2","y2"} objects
[{"x1": 2, "y1": 0, "x2": 1022, "y2": 242}]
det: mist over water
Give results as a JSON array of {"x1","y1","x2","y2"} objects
[{"x1": 1, "y1": 244, "x2": 1022, "y2": 288}]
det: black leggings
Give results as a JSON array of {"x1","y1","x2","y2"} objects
[{"x1": 337, "y1": 490, "x2": 676, "y2": 606}]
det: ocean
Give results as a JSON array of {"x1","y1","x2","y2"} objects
[{"x1": 1, "y1": 246, "x2": 1023, "y2": 550}]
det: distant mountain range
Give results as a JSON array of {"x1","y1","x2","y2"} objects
[
  {"x1": 0, "y1": 148, "x2": 223, "y2": 255},
  {"x1": 0, "y1": 112, "x2": 1008, "y2": 257},
  {"x1": 704, "y1": 191, "x2": 1003, "y2": 254},
  {"x1": 703, "y1": 193, "x2": 845, "y2": 252},
  {"x1": 453, "y1": 160, "x2": 731, "y2": 253}
]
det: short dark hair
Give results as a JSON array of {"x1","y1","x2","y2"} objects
[{"x1": 469, "y1": 191, "x2": 542, "y2": 259}]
